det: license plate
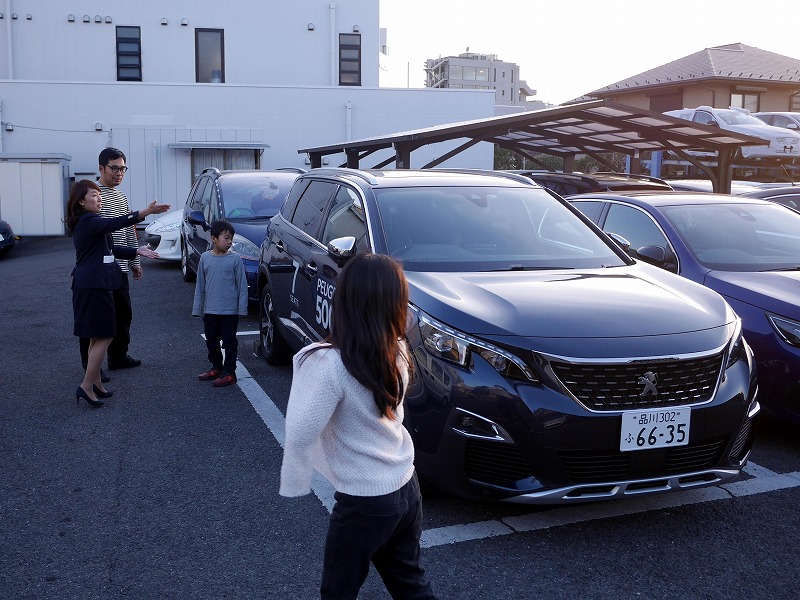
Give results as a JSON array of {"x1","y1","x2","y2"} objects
[{"x1": 620, "y1": 407, "x2": 691, "y2": 452}]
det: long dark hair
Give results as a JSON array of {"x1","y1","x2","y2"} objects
[
  {"x1": 303, "y1": 252, "x2": 411, "y2": 419},
  {"x1": 65, "y1": 179, "x2": 101, "y2": 232}
]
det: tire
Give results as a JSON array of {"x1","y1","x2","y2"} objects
[
  {"x1": 181, "y1": 239, "x2": 196, "y2": 282},
  {"x1": 259, "y1": 284, "x2": 291, "y2": 365}
]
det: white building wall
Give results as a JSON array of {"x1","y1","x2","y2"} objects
[
  {"x1": 0, "y1": 1, "x2": 498, "y2": 234},
  {"x1": 0, "y1": 82, "x2": 495, "y2": 212},
  {"x1": 0, "y1": 1, "x2": 379, "y2": 87}
]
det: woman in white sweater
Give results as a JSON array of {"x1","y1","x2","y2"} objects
[{"x1": 280, "y1": 253, "x2": 436, "y2": 600}]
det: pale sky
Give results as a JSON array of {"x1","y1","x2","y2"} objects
[{"x1": 379, "y1": 0, "x2": 798, "y2": 105}]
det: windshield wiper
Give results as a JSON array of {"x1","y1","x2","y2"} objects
[
  {"x1": 762, "y1": 266, "x2": 800, "y2": 272},
  {"x1": 481, "y1": 265, "x2": 574, "y2": 272}
]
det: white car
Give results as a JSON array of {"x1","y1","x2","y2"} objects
[
  {"x1": 753, "y1": 111, "x2": 800, "y2": 131},
  {"x1": 664, "y1": 106, "x2": 800, "y2": 159},
  {"x1": 664, "y1": 179, "x2": 762, "y2": 194},
  {"x1": 141, "y1": 208, "x2": 183, "y2": 261}
]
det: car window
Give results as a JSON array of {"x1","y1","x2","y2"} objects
[
  {"x1": 771, "y1": 115, "x2": 790, "y2": 128},
  {"x1": 320, "y1": 185, "x2": 369, "y2": 250},
  {"x1": 219, "y1": 175, "x2": 291, "y2": 219},
  {"x1": 280, "y1": 179, "x2": 311, "y2": 220},
  {"x1": 188, "y1": 178, "x2": 207, "y2": 211},
  {"x1": 375, "y1": 186, "x2": 626, "y2": 272},
  {"x1": 571, "y1": 200, "x2": 604, "y2": 222},
  {"x1": 762, "y1": 194, "x2": 800, "y2": 210},
  {"x1": 693, "y1": 111, "x2": 716, "y2": 126},
  {"x1": 604, "y1": 204, "x2": 671, "y2": 250},
  {"x1": 208, "y1": 183, "x2": 221, "y2": 223},
  {"x1": 198, "y1": 177, "x2": 214, "y2": 220},
  {"x1": 290, "y1": 180, "x2": 336, "y2": 238},
  {"x1": 665, "y1": 203, "x2": 800, "y2": 271}
]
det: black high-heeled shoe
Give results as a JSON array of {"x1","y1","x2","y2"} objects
[
  {"x1": 76, "y1": 386, "x2": 104, "y2": 408},
  {"x1": 93, "y1": 385, "x2": 113, "y2": 399}
]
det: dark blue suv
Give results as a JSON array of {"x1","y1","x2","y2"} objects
[
  {"x1": 180, "y1": 168, "x2": 301, "y2": 302},
  {"x1": 257, "y1": 168, "x2": 759, "y2": 503}
]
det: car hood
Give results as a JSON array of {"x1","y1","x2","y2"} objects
[
  {"x1": 406, "y1": 266, "x2": 734, "y2": 357},
  {"x1": 145, "y1": 208, "x2": 183, "y2": 230},
  {"x1": 705, "y1": 270, "x2": 800, "y2": 318},
  {"x1": 726, "y1": 123, "x2": 796, "y2": 142},
  {"x1": 229, "y1": 218, "x2": 273, "y2": 247}
]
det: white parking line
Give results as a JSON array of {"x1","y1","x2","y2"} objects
[{"x1": 233, "y1": 342, "x2": 800, "y2": 549}]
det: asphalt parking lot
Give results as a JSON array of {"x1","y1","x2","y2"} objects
[{"x1": 2, "y1": 236, "x2": 800, "y2": 599}]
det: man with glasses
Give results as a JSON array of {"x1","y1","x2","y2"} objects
[{"x1": 79, "y1": 147, "x2": 143, "y2": 376}]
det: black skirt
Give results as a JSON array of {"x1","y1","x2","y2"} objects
[{"x1": 73, "y1": 288, "x2": 116, "y2": 338}]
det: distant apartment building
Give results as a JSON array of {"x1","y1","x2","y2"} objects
[{"x1": 425, "y1": 52, "x2": 538, "y2": 107}]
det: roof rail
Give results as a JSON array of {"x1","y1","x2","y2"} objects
[
  {"x1": 434, "y1": 168, "x2": 533, "y2": 185},
  {"x1": 306, "y1": 167, "x2": 378, "y2": 185},
  {"x1": 594, "y1": 171, "x2": 669, "y2": 184}
]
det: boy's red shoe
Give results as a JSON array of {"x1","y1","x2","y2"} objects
[
  {"x1": 198, "y1": 368, "x2": 222, "y2": 381},
  {"x1": 212, "y1": 374, "x2": 237, "y2": 388}
]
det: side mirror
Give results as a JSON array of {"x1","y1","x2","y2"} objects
[
  {"x1": 635, "y1": 245, "x2": 677, "y2": 273},
  {"x1": 606, "y1": 232, "x2": 631, "y2": 253},
  {"x1": 328, "y1": 236, "x2": 357, "y2": 264},
  {"x1": 187, "y1": 210, "x2": 210, "y2": 231},
  {"x1": 786, "y1": 123, "x2": 798, "y2": 130}
]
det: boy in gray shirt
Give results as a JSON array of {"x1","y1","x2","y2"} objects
[{"x1": 192, "y1": 220, "x2": 248, "y2": 387}]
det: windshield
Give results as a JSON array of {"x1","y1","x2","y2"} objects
[
  {"x1": 663, "y1": 203, "x2": 800, "y2": 271},
  {"x1": 220, "y1": 175, "x2": 293, "y2": 220},
  {"x1": 715, "y1": 110, "x2": 768, "y2": 127},
  {"x1": 374, "y1": 186, "x2": 627, "y2": 272}
]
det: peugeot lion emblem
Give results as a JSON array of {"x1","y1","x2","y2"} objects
[{"x1": 638, "y1": 371, "x2": 658, "y2": 397}]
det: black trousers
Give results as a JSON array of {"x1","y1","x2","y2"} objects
[
  {"x1": 202, "y1": 314, "x2": 239, "y2": 375},
  {"x1": 321, "y1": 472, "x2": 436, "y2": 600},
  {"x1": 79, "y1": 273, "x2": 132, "y2": 366}
]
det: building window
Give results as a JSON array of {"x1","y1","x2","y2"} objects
[
  {"x1": 450, "y1": 65, "x2": 463, "y2": 80},
  {"x1": 196, "y1": 29, "x2": 225, "y2": 83},
  {"x1": 116, "y1": 26, "x2": 141, "y2": 81},
  {"x1": 731, "y1": 92, "x2": 759, "y2": 112},
  {"x1": 339, "y1": 33, "x2": 361, "y2": 86}
]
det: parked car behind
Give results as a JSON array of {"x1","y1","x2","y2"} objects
[
  {"x1": 511, "y1": 170, "x2": 673, "y2": 196},
  {"x1": 753, "y1": 111, "x2": 800, "y2": 131},
  {"x1": 0, "y1": 219, "x2": 16, "y2": 257},
  {"x1": 738, "y1": 185, "x2": 800, "y2": 210},
  {"x1": 257, "y1": 168, "x2": 759, "y2": 504},
  {"x1": 568, "y1": 190, "x2": 800, "y2": 420},
  {"x1": 665, "y1": 179, "x2": 759, "y2": 194},
  {"x1": 141, "y1": 208, "x2": 183, "y2": 261},
  {"x1": 663, "y1": 107, "x2": 800, "y2": 160},
  {"x1": 181, "y1": 168, "x2": 301, "y2": 302}
]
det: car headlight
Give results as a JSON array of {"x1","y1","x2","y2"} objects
[
  {"x1": 231, "y1": 234, "x2": 260, "y2": 260},
  {"x1": 768, "y1": 313, "x2": 800, "y2": 347},
  {"x1": 155, "y1": 221, "x2": 181, "y2": 233},
  {"x1": 416, "y1": 310, "x2": 538, "y2": 382},
  {"x1": 725, "y1": 317, "x2": 746, "y2": 369}
]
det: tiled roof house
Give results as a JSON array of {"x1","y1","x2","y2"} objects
[{"x1": 574, "y1": 43, "x2": 800, "y2": 113}]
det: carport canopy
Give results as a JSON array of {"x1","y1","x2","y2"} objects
[{"x1": 298, "y1": 99, "x2": 770, "y2": 194}]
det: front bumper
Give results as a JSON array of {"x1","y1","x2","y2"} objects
[
  {"x1": 141, "y1": 231, "x2": 181, "y2": 261},
  {"x1": 406, "y1": 343, "x2": 760, "y2": 504}
]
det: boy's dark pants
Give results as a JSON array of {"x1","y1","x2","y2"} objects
[{"x1": 202, "y1": 314, "x2": 239, "y2": 376}]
